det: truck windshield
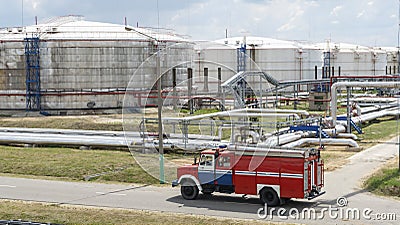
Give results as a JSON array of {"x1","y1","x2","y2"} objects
[{"x1": 199, "y1": 154, "x2": 214, "y2": 166}]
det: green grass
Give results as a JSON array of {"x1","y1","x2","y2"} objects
[
  {"x1": 0, "y1": 115, "x2": 123, "y2": 131},
  {"x1": 193, "y1": 108, "x2": 220, "y2": 115},
  {"x1": 0, "y1": 200, "x2": 270, "y2": 225},
  {"x1": 0, "y1": 146, "x2": 158, "y2": 184},
  {"x1": 355, "y1": 117, "x2": 399, "y2": 146},
  {"x1": 364, "y1": 158, "x2": 400, "y2": 197}
]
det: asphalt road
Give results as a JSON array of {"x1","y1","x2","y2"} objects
[{"x1": 0, "y1": 138, "x2": 399, "y2": 224}]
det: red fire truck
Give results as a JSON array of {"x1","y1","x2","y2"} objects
[{"x1": 172, "y1": 145, "x2": 324, "y2": 206}]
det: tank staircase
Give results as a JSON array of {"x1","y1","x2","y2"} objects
[
  {"x1": 24, "y1": 35, "x2": 41, "y2": 111},
  {"x1": 336, "y1": 116, "x2": 363, "y2": 134},
  {"x1": 289, "y1": 125, "x2": 330, "y2": 138},
  {"x1": 221, "y1": 71, "x2": 280, "y2": 108},
  {"x1": 237, "y1": 43, "x2": 246, "y2": 72}
]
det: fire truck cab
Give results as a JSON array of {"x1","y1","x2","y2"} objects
[{"x1": 172, "y1": 145, "x2": 324, "y2": 206}]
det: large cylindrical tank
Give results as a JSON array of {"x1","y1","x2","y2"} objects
[
  {"x1": 379, "y1": 47, "x2": 399, "y2": 75},
  {"x1": 194, "y1": 37, "x2": 324, "y2": 93},
  {"x1": 316, "y1": 41, "x2": 387, "y2": 76},
  {"x1": 0, "y1": 16, "x2": 191, "y2": 115}
]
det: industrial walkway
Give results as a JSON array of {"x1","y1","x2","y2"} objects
[{"x1": 0, "y1": 137, "x2": 399, "y2": 224}]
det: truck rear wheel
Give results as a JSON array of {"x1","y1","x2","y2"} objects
[
  {"x1": 181, "y1": 185, "x2": 199, "y2": 200},
  {"x1": 260, "y1": 188, "x2": 280, "y2": 206}
]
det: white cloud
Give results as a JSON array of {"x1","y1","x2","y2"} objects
[
  {"x1": 357, "y1": 10, "x2": 365, "y2": 18},
  {"x1": 25, "y1": 0, "x2": 41, "y2": 10},
  {"x1": 1, "y1": 0, "x2": 398, "y2": 46},
  {"x1": 330, "y1": 5, "x2": 343, "y2": 16},
  {"x1": 170, "y1": 13, "x2": 181, "y2": 22},
  {"x1": 305, "y1": 0, "x2": 319, "y2": 7},
  {"x1": 277, "y1": 8, "x2": 305, "y2": 32}
]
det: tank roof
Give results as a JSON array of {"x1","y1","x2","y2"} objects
[
  {"x1": 214, "y1": 36, "x2": 300, "y2": 49},
  {"x1": 0, "y1": 15, "x2": 189, "y2": 42},
  {"x1": 314, "y1": 41, "x2": 376, "y2": 53}
]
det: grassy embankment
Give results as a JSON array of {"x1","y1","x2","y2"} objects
[
  {"x1": 364, "y1": 157, "x2": 400, "y2": 198},
  {"x1": 0, "y1": 146, "x2": 157, "y2": 184},
  {"x1": 0, "y1": 114, "x2": 124, "y2": 131},
  {"x1": 0, "y1": 200, "x2": 272, "y2": 225}
]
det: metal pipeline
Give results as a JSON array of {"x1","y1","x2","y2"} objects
[
  {"x1": 331, "y1": 82, "x2": 400, "y2": 126},
  {"x1": 249, "y1": 131, "x2": 260, "y2": 143},
  {"x1": 322, "y1": 125, "x2": 346, "y2": 136},
  {"x1": 260, "y1": 131, "x2": 313, "y2": 146},
  {"x1": 284, "y1": 107, "x2": 399, "y2": 148},
  {"x1": 0, "y1": 131, "x2": 129, "y2": 147},
  {"x1": 282, "y1": 138, "x2": 359, "y2": 148},
  {"x1": 164, "y1": 110, "x2": 303, "y2": 122},
  {"x1": 336, "y1": 133, "x2": 358, "y2": 140},
  {"x1": 349, "y1": 107, "x2": 400, "y2": 124},
  {"x1": 230, "y1": 108, "x2": 309, "y2": 116}
]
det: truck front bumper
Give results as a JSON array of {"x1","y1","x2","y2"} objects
[{"x1": 171, "y1": 179, "x2": 179, "y2": 187}]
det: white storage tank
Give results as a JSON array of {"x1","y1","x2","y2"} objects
[
  {"x1": 378, "y1": 47, "x2": 399, "y2": 75},
  {"x1": 316, "y1": 41, "x2": 387, "y2": 77},
  {"x1": 0, "y1": 16, "x2": 192, "y2": 115},
  {"x1": 193, "y1": 37, "x2": 324, "y2": 93}
]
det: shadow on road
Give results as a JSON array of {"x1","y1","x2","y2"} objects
[
  {"x1": 167, "y1": 193, "x2": 317, "y2": 216},
  {"x1": 319, "y1": 189, "x2": 369, "y2": 206},
  {"x1": 167, "y1": 188, "x2": 371, "y2": 218}
]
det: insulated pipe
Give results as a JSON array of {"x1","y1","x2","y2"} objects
[
  {"x1": 282, "y1": 138, "x2": 359, "y2": 148},
  {"x1": 0, "y1": 132, "x2": 129, "y2": 147},
  {"x1": 331, "y1": 82, "x2": 400, "y2": 126},
  {"x1": 232, "y1": 108, "x2": 310, "y2": 116},
  {"x1": 322, "y1": 125, "x2": 346, "y2": 136},
  {"x1": 234, "y1": 131, "x2": 260, "y2": 144},
  {"x1": 228, "y1": 112, "x2": 300, "y2": 119},
  {"x1": 249, "y1": 131, "x2": 260, "y2": 143},
  {"x1": 260, "y1": 131, "x2": 313, "y2": 146},
  {"x1": 340, "y1": 97, "x2": 397, "y2": 104},
  {"x1": 350, "y1": 107, "x2": 400, "y2": 124},
  {"x1": 331, "y1": 104, "x2": 396, "y2": 123},
  {"x1": 336, "y1": 133, "x2": 358, "y2": 140},
  {"x1": 163, "y1": 109, "x2": 304, "y2": 122}
]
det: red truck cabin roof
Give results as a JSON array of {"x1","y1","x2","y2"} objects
[
  {"x1": 201, "y1": 146, "x2": 318, "y2": 159},
  {"x1": 201, "y1": 149, "x2": 218, "y2": 155}
]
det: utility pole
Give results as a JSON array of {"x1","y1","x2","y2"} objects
[
  {"x1": 157, "y1": 50, "x2": 165, "y2": 184},
  {"x1": 156, "y1": 0, "x2": 165, "y2": 183},
  {"x1": 398, "y1": 0, "x2": 400, "y2": 172}
]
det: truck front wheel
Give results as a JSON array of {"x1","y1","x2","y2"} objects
[
  {"x1": 260, "y1": 187, "x2": 280, "y2": 206},
  {"x1": 181, "y1": 185, "x2": 199, "y2": 200}
]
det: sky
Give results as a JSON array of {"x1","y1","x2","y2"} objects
[{"x1": 0, "y1": 0, "x2": 398, "y2": 47}]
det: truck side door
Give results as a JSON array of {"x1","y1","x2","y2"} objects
[
  {"x1": 198, "y1": 154, "x2": 215, "y2": 184},
  {"x1": 215, "y1": 154, "x2": 233, "y2": 186}
]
